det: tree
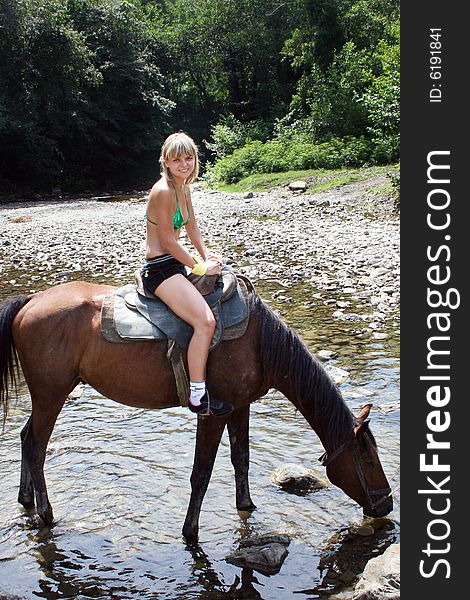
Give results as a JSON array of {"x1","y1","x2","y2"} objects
[
  {"x1": 281, "y1": 0, "x2": 399, "y2": 142},
  {"x1": 156, "y1": 0, "x2": 297, "y2": 140},
  {"x1": 0, "y1": 0, "x2": 101, "y2": 190},
  {"x1": 0, "y1": 0, "x2": 172, "y2": 193}
]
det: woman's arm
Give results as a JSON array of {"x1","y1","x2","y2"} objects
[
  {"x1": 184, "y1": 189, "x2": 219, "y2": 263},
  {"x1": 184, "y1": 204, "x2": 207, "y2": 260},
  {"x1": 149, "y1": 188, "x2": 196, "y2": 267}
]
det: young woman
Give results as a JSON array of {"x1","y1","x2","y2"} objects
[{"x1": 141, "y1": 132, "x2": 233, "y2": 417}]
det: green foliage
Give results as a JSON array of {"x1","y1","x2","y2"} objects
[
  {"x1": 151, "y1": 0, "x2": 296, "y2": 138},
  {"x1": 204, "y1": 136, "x2": 393, "y2": 185},
  {"x1": 63, "y1": 0, "x2": 172, "y2": 185},
  {"x1": 0, "y1": 0, "x2": 399, "y2": 196},
  {"x1": 0, "y1": 0, "x2": 100, "y2": 190},
  {"x1": 360, "y1": 22, "x2": 399, "y2": 143},
  {"x1": 204, "y1": 115, "x2": 271, "y2": 159},
  {"x1": 0, "y1": 0, "x2": 171, "y2": 193},
  {"x1": 282, "y1": 0, "x2": 400, "y2": 141}
]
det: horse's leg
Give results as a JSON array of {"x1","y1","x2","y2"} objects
[
  {"x1": 182, "y1": 415, "x2": 228, "y2": 544},
  {"x1": 22, "y1": 397, "x2": 66, "y2": 525},
  {"x1": 18, "y1": 416, "x2": 35, "y2": 509},
  {"x1": 227, "y1": 405, "x2": 256, "y2": 512}
]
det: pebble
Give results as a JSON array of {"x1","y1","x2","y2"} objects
[
  {"x1": 288, "y1": 180, "x2": 308, "y2": 191},
  {"x1": 317, "y1": 349, "x2": 338, "y2": 361}
]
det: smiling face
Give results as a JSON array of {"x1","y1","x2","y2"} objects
[
  {"x1": 165, "y1": 153, "x2": 196, "y2": 182},
  {"x1": 160, "y1": 132, "x2": 199, "y2": 183}
]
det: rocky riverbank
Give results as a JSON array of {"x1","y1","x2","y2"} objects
[{"x1": 0, "y1": 172, "x2": 399, "y2": 336}]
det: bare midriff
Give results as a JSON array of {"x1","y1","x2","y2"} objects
[{"x1": 145, "y1": 228, "x2": 181, "y2": 260}]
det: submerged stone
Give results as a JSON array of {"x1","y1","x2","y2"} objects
[
  {"x1": 226, "y1": 534, "x2": 291, "y2": 575},
  {"x1": 325, "y1": 365, "x2": 350, "y2": 385},
  {"x1": 271, "y1": 463, "x2": 328, "y2": 493}
]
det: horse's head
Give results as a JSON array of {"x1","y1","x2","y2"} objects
[{"x1": 319, "y1": 404, "x2": 393, "y2": 518}]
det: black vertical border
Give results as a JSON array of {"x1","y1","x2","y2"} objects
[{"x1": 401, "y1": 4, "x2": 466, "y2": 597}]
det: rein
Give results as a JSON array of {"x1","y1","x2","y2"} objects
[{"x1": 319, "y1": 434, "x2": 392, "y2": 511}]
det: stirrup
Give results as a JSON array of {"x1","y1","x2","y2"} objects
[{"x1": 188, "y1": 391, "x2": 233, "y2": 417}]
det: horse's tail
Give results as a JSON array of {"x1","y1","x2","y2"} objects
[{"x1": 0, "y1": 295, "x2": 33, "y2": 426}]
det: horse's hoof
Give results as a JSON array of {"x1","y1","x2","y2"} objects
[
  {"x1": 182, "y1": 525, "x2": 199, "y2": 545},
  {"x1": 38, "y1": 506, "x2": 54, "y2": 526}
]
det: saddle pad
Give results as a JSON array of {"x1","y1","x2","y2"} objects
[{"x1": 101, "y1": 279, "x2": 249, "y2": 348}]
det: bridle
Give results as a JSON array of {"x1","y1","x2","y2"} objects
[{"x1": 318, "y1": 431, "x2": 392, "y2": 511}]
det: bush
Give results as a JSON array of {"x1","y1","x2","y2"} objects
[
  {"x1": 205, "y1": 135, "x2": 385, "y2": 184},
  {"x1": 204, "y1": 115, "x2": 271, "y2": 160},
  {"x1": 371, "y1": 135, "x2": 399, "y2": 164}
]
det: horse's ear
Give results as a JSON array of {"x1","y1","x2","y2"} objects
[
  {"x1": 354, "y1": 419, "x2": 370, "y2": 437},
  {"x1": 356, "y1": 403, "x2": 373, "y2": 421},
  {"x1": 354, "y1": 404, "x2": 372, "y2": 436}
]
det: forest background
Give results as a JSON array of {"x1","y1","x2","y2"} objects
[{"x1": 0, "y1": 0, "x2": 399, "y2": 198}]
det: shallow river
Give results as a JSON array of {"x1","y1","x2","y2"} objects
[{"x1": 0, "y1": 199, "x2": 399, "y2": 599}]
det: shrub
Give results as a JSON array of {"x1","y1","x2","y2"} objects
[
  {"x1": 371, "y1": 135, "x2": 400, "y2": 164},
  {"x1": 389, "y1": 164, "x2": 400, "y2": 211},
  {"x1": 204, "y1": 135, "x2": 384, "y2": 184},
  {"x1": 204, "y1": 115, "x2": 271, "y2": 159}
]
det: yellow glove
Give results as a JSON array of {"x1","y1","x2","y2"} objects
[{"x1": 191, "y1": 259, "x2": 207, "y2": 276}]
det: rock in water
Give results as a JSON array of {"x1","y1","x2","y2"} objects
[
  {"x1": 325, "y1": 365, "x2": 350, "y2": 384},
  {"x1": 271, "y1": 463, "x2": 328, "y2": 493},
  {"x1": 353, "y1": 544, "x2": 400, "y2": 600},
  {"x1": 349, "y1": 523, "x2": 375, "y2": 537},
  {"x1": 317, "y1": 349, "x2": 338, "y2": 361},
  {"x1": 226, "y1": 534, "x2": 291, "y2": 575},
  {"x1": 68, "y1": 384, "x2": 85, "y2": 399}
]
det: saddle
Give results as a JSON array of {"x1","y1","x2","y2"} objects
[
  {"x1": 101, "y1": 266, "x2": 250, "y2": 349},
  {"x1": 100, "y1": 267, "x2": 252, "y2": 408}
]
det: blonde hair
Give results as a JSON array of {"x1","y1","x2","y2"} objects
[{"x1": 159, "y1": 132, "x2": 199, "y2": 184}]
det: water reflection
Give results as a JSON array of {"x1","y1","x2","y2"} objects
[{"x1": 4, "y1": 514, "x2": 396, "y2": 600}]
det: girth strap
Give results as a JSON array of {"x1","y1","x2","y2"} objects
[{"x1": 167, "y1": 339, "x2": 189, "y2": 407}]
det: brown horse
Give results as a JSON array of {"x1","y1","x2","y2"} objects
[{"x1": 0, "y1": 281, "x2": 392, "y2": 542}]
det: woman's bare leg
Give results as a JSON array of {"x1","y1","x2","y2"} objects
[
  {"x1": 154, "y1": 274, "x2": 232, "y2": 416},
  {"x1": 154, "y1": 274, "x2": 215, "y2": 381}
]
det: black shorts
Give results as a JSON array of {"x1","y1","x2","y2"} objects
[{"x1": 140, "y1": 254, "x2": 187, "y2": 295}]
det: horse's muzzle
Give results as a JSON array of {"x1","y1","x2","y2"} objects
[{"x1": 363, "y1": 491, "x2": 393, "y2": 518}]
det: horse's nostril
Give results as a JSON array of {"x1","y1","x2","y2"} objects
[{"x1": 364, "y1": 496, "x2": 393, "y2": 518}]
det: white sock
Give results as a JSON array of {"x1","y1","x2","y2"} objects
[{"x1": 189, "y1": 381, "x2": 206, "y2": 406}]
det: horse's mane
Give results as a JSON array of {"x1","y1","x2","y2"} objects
[{"x1": 249, "y1": 293, "x2": 354, "y2": 449}]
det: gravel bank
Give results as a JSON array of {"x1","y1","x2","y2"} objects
[{"x1": 0, "y1": 175, "x2": 399, "y2": 332}]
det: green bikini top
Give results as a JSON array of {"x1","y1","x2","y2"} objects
[{"x1": 146, "y1": 184, "x2": 191, "y2": 230}]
